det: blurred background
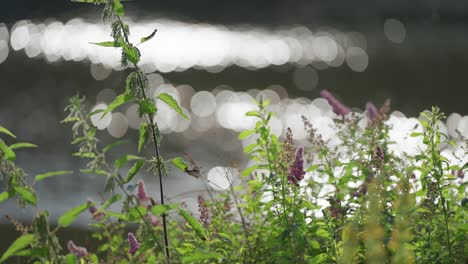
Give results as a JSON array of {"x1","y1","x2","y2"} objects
[{"x1": 1, "y1": 0, "x2": 468, "y2": 254}]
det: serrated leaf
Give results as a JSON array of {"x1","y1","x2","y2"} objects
[
  {"x1": 113, "y1": 0, "x2": 124, "y2": 17},
  {"x1": 14, "y1": 186, "x2": 36, "y2": 205},
  {"x1": 119, "y1": 37, "x2": 140, "y2": 64},
  {"x1": 100, "y1": 93, "x2": 134, "y2": 119},
  {"x1": 0, "y1": 139, "x2": 16, "y2": 161},
  {"x1": 179, "y1": 209, "x2": 205, "y2": 240},
  {"x1": 138, "y1": 99, "x2": 157, "y2": 116},
  {"x1": 171, "y1": 157, "x2": 188, "y2": 171},
  {"x1": 0, "y1": 234, "x2": 35, "y2": 263},
  {"x1": 90, "y1": 41, "x2": 121, "y2": 47},
  {"x1": 0, "y1": 126, "x2": 16, "y2": 138},
  {"x1": 35, "y1": 170, "x2": 73, "y2": 182},
  {"x1": 58, "y1": 202, "x2": 91, "y2": 227},
  {"x1": 103, "y1": 140, "x2": 127, "y2": 153},
  {"x1": 157, "y1": 93, "x2": 188, "y2": 120},
  {"x1": 9, "y1": 142, "x2": 37, "y2": 150},
  {"x1": 138, "y1": 123, "x2": 148, "y2": 153},
  {"x1": 125, "y1": 160, "x2": 145, "y2": 183},
  {"x1": 139, "y1": 29, "x2": 157, "y2": 44},
  {"x1": 115, "y1": 154, "x2": 142, "y2": 169}
]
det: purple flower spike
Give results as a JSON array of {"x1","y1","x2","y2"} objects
[
  {"x1": 136, "y1": 179, "x2": 150, "y2": 204},
  {"x1": 128, "y1": 232, "x2": 140, "y2": 256},
  {"x1": 198, "y1": 195, "x2": 210, "y2": 228},
  {"x1": 320, "y1": 90, "x2": 351, "y2": 116},
  {"x1": 366, "y1": 102, "x2": 378, "y2": 122},
  {"x1": 288, "y1": 147, "x2": 306, "y2": 185},
  {"x1": 67, "y1": 240, "x2": 88, "y2": 258}
]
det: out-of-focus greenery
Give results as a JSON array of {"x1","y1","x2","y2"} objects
[{"x1": 0, "y1": 0, "x2": 467, "y2": 263}]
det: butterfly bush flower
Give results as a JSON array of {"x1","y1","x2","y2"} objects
[
  {"x1": 136, "y1": 179, "x2": 150, "y2": 205},
  {"x1": 288, "y1": 147, "x2": 305, "y2": 185},
  {"x1": 198, "y1": 195, "x2": 210, "y2": 228},
  {"x1": 127, "y1": 232, "x2": 140, "y2": 256},
  {"x1": 146, "y1": 213, "x2": 160, "y2": 227},
  {"x1": 87, "y1": 199, "x2": 105, "y2": 220},
  {"x1": 366, "y1": 102, "x2": 378, "y2": 122},
  {"x1": 67, "y1": 240, "x2": 88, "y2": 258},
  {"x1": 320, "y1": 89, "x2": 351, "y2": 116}
]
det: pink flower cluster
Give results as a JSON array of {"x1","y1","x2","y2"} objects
[
  {"x1": 67, "y1": 240, "x2": 88, "y2": 258},
  {"x1": 127, "y1": 232, "x2": 140, "y2": 256},
  {"x1": 320, "y1": 90, "x2": 350, "y2": 116}
]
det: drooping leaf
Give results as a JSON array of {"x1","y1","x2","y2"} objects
[
  {"x1": 125, "y1": 160, "x2": 145, "y2": 183},
  {"x1": 115, "y1": 154, "x2": 143, "y2": 169},
  {"x1": 100, "y1": 93, "x2": 134, "y2": 119},
  {"x1": 35, "y1": 170, "x2": 73, "y2": 182},
  {"x1": 113, "y1": 0, "x2": 124, "y2": 17},
  {"x1": 58, "y1": 202, "x2": 91, "y2": 227},
  {"x1": 179, "y1": 209, "x2": 205, "y2": 240},
  {"x1": 0, "y1": 234, "x2": 35, "y2": 263},
  {"x1": 171, "y1": 157, "x2": 188, "y2": 171},
  {"x1": 103, "y1": 140, "x2": 127, "y2": 153},
  {"x1": 90, "y1": 41, "x2": 121, "y2": 47},
  {"x1": 0, "y1": 139, "x2": 16, "y2": 161},
  {"x1": 138, "y1": 122, "x2": 148, "y2": 153},
  {"x1": 139, "y1": 29, "x2": 157, "y2": 44},
  {"x1": 0, "y1": 126, "x2": 16, "y2": 138},
  {"x1": 9, "y1": 142, "x2": 37, "y2": 150},
  {"x1": 157, "y1": 93, "x2": 188, "y2": 120},
  {"x1": 14, "y1": 186, "x2": 37, "y2": 205}
]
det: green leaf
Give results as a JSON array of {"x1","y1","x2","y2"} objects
[
  {"x1": 0, "y1": 234, "x2": 35, "y2": 263},
  {"x1": 100, "y1": 93, "x2": 134, "y2": 119},
  {"x1": 0, "y1": 191, "x2": 13, "y2": 203},
  {"x1": 0, "y1": 126, "x2": 16, "y2": 138},
  {"x1": 9, "y1": 142, "x2": 37, "y2": 150},
  {"x1": 65, "y1": 254, "x2": 77, "y2": 264},
  {"x1": 245, "y1": 110, "x2": 261, "y2": 118},
  {"x1": 125, "y1": 160, "x2": 145, "y2": 183},
  {"x1": 179, "y1": 209, "x2": 205, "y2": 240},
  {"x1": 157, "y1": 93, "x2": 188, "y2": 120},
  {"x1": 126, "y1": 206, "x2": 147, "y2": 221},
  {"x1": 238, "y1": 129, "x2": 255, "y2": 140},
  {"x1": 90, "y1": 41, "x2": 121, "y2": 47},
  {"x1": 119, "y1": 37, "x2": 140, "y2": 64},
  {"x1": 71, "y1": 0, "x2": 107, "y2": 3},
  {"x1": 58, "y1": 202, "x2": 91, "y2": 227},
  {"x1": 115, "y1": 154, "x2": 143, "y2": 169},
  {"x1": 151, "y1": 204, "x2": 176, "y2": 216},
  {"x1": 182, "y1": 249, "x2": 223, "y2": 263},
  {"x1": 72, "y1": 152, "x2": 96, "y2": 159},
  {"x1": 14, "y1": 186, "x2": 37, "y2": 205},
  {"x1": 104, "y1": 210, "x2": 127, "y2": 221},
  {"x1": 113, "y1": 0, "x2": 124, "y2": 17},
  {"x1": 171, "y1": 157, "x2": 188, "y2": 171},
  {"x1": 96, "y1": 194, "x2": 122, "y2": 214},
  {"x1": 138, "y1": 123, "x2": 148, "y2": 153},
  {"x1": 0, "y1": 139, "x2": 16, "y2": 161},
  {"x1": 13, "y1": 247, "x2": 48, "y2": 258},
  {"x1": 80, "y1": 169, "x2": 107, "y2": 176},
  {"x1": 103, "y1": 140, "x2": 127, "y2": 153},
  {"x1": 35, "y1": 170, "x2": 73, "y2": 182},
  {"x1": 139, "y1": 29, "x2": 157, "y2": 44},
  {"x1": 138, "y1": 99, "x2": 157, "y2": 116}
]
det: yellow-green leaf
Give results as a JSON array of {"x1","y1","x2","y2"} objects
[
  {"x1": 35, "y1": 170, "x2": 73, "y2": 182},
  {"x1": 125, "y1": 160, "x2": 145, "y2": 183},
  {"x1": 0, "y1": 126, "x2": 16, "y2": 138},
  {"x1": 157, "y1": 93, "x2": 188, "y2": 120},
  {"x1": 14, "y1": 186, "x2": 37, "y2": 205},
  {"x1": 90, "y1": 41, "x2": 121, "y2": 47},
  {"x1": 0, "y1": 234, "x2": 35, "y2": 263},
  {"x1": 9, "y1": 142, "x2": 38, "y2": 150},
  {"x1": 58, "y1": 202, "x2": 91, "y2": 227},
  {"x1": 139, "y1": 29, "x2": 157, "y2": 44}
]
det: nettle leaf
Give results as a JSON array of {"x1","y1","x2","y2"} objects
[
  {"x1": 113, "y1": 0, "x2": 124, "y2": 17},
  {"x1": 157, "y1": 93, "x2": 188, "y2": 120},
  {"x1": 138, "y1": 98, "x2": 157, "y2": 116},
  {"x1": 138, "y1": 122, "x2": 149, "y2": 153},
  {"x1": 0, "y1": 126, "x2": 16, "y2": 138},
  {"x1": 0, "y1": 139, "x2": 16, "y2": 161},
  {"x1": 151, "y1": 204, "x2": 176, "y2": 216},
  {"x1": 115, "y1": 154, "x2": 143, "y2": 169},
  {"x1": 90, "y1": 41, "x2": 121, "y2": 47},
  {"x1": 179, "y1": 209, "x2": 206, "y2": 240},
  {"x1": 125, "y1": 160, "x2": 145, "y2": 183},
  {"x1": 35, "y1": 170, "x2": 73, "y2": 182},
  {"x1": 171, "y1": 157, "x2": 188, "y2": 171},
  {"x1": 139, "y1": 29, "x2": 157, "y2": 44},
  {"x1": 9, "y1": 142, "x2": 37, "y2": 150},
  {"x1": 101, "y1": 93, "x2": 134, "y2": 119},
  {"x1": 14, "y1": 186, "x2": 37, "y2": 205},
  {"x1": 119, "y1": 37, "x2": 140, "y2": 65},
  {"x1": 0, "y1": 234, "x2": 35, "y2": 263},
  {"x1": 0, "y1": 191, "x2": 14, "y2": 203},
  {"x1": 103, "y1": 140, "x2": 127, "y2": 153},
  {"x1": 58, "y1": 202, "x2": 91, "y2": 227}
]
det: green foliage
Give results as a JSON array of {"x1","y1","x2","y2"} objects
[{"x1": 0, "y1": 234, "x2": 35, "y2": 263}]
